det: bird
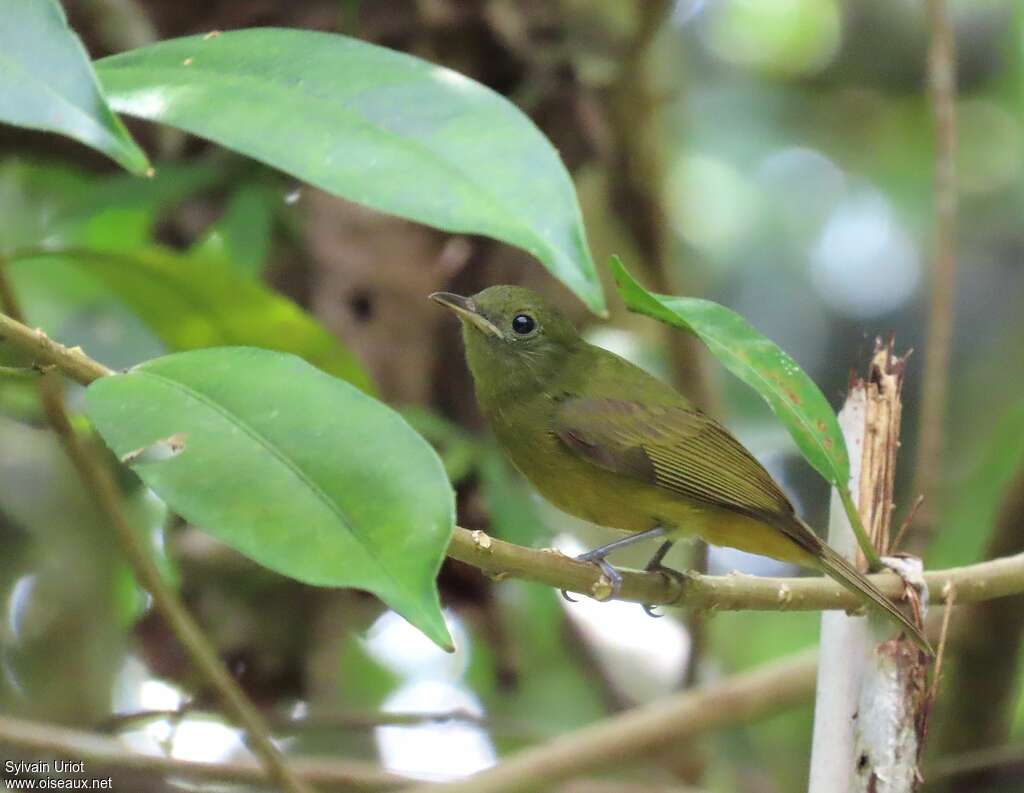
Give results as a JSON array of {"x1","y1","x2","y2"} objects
[{"x1": 430, "y1": 284, "x2": 930, "y2": 653}]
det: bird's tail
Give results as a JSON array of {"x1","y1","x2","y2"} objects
[{"x1": 814, "y1": 542, "x2": 932, "y2": 655}]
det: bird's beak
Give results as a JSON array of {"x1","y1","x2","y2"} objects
[{"x1": 429, "y1": 292, "x2": 503, "y2": 338}]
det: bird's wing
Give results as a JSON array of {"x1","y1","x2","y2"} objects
[{"x1": 552, "y1": 397, "x2": 795, "y2": 523}]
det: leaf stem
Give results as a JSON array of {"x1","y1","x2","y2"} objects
[{"x1": 838, "y1": 487, "x2": 882, "y2": 570}]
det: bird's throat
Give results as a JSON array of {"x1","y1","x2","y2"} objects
[{"x1": 462, "y1": 328, "x2": 573, "y2": 409}]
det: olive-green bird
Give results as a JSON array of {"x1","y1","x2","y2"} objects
[{"x1": 431, "y1": 285, "x2": 930, "y2": 653}]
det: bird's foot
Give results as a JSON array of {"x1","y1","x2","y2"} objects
[
  {"x1": 641, "y1": 540, "x2": 688, "y2": 617},
  {"x1": 559, "y1": 528, "x2": 669, "y2": 604},
  {"x1": 561, "y1": 549, "x2": 623, "y2": 603},
  {"x1": 641, "y1": 564, "x2": 688, "y2": 617}
]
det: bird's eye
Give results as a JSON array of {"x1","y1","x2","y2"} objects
[{"x1": 511, "y1": 314, "x2": 536, "y2": 335}]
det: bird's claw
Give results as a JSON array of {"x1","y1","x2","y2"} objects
[
  {"x1": 563, "y1": 551, "x2": 623, "y2": 603},
  {"x1": 592, "y1": 558, "x2": 623, "y2": 601},
  {"x1": 560, "y1": 588, "x2": 578, "y2": 603},
  {"x1": 641, "y1": 559, "x2": 689, "y2": 617}
]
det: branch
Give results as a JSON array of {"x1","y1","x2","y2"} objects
[
  {"x1": 399, "y1": 650, "x2": 818, "y2": 793},
  {"x1": 927, "y1": 741, "x2": 1024, "y2": 785},
  {"x1": 910, "y1": 0, "x2": 959, "y2": 551},
  {"x1": 559, "y1": 782, "x2": 706, "y2": 793},
  {"x1": 810, "y1": 377, "x2": 872, "y2": 791},
  {"x1": 810, "y1": 344, "x2": 929, "y2": 793},
  {"x1": 0, "y1": 364, "x2": 46, "y2": 378},
  {"x1": 0, "y1": 308, "x2": 112, "y2": 384},
  {"x1": 0, "y1": 712, "x2": 707, "y2": 793},
  {"x1": 0, "y1": 714, "x2": 401, "y2": 791},
  {"x1": 103, "y1": 706, "x2": 487, "y2": 733},
  {"x1": 849, "y1": 348, "x2": 930, "y2": 793},
  {"x1": 4, "y1": 307, "x2": 1024, "y2": 613},
  {"x1": 449, "y1": 526, "x2": 1024, "y2": 611},
  {"x1": 0, "y1": 278, "x2": 313, "y2": 793}
]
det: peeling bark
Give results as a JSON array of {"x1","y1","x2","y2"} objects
[{"x1": 810, "y1": 342, "x2": 930, "y2": 793}]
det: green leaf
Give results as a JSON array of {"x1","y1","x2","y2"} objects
[
  {"x1": 9, "y1": 247, "x2": 373, "y2": 392},
  {"x1": 85, "y1": 347, "x2": 455, "y2": 650},
  {"x1": 95, "y1": 28, "x2": 605, "y2": 314},
  {"x1": 0, "y1": 0, "x2": 149, "y2": 174},
  {"x1": 610, "y1": 255, "x2": 849, "y2": 489},
  {"x1": 192, "y1": 181, "x2": 278, "y2": 275}
]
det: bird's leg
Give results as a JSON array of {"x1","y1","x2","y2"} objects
[
  {"x1": 561, "y1": 526, "x2": 667, "y2": 603},
  {"x1": 641, "y1": 540, "x2": 688, "y2": 617}
]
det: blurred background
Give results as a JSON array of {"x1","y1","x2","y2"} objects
[{"x1": 1, "y1": 1, "x2": 1023, "y2": 791}]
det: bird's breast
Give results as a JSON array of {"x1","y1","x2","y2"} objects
[{"x1": 485, "y1": 400, "x2": 674, "y2": 533}]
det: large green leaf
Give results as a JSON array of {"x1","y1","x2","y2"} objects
[
  {"x1": 9, "y1": 247, "x2": 372, "y2": 392},
  {"x1": 0, "y1": 0, "x2": 149, "y2": 174},
  {"x1": 610, "y1": 256, "x2": 849, "y2": 490},
  {"x1": 85, "y1": 347, "x2": 455, "y2": 649},
  {"x1": 94, "y1": 28, "x2": 605, "y2": 314}
]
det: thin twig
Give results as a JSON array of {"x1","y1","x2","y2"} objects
[
  {"x1": 927, "y1": 741, "x2": 1024, "y2": 783},
  {"x1": 0, "y1": 712, "x2": 713, "y2": 793},
  {"x1": 0, "y1": 257, "x2": 26, "y2": 318},
  {"x1": 399, "y1": 651, "x2": 819, "y2": 793},
  {"x1": 0, "y1": 304, "x2": 113, "y2": 383},
  {"x1": 0, "y1": 271, "x2": 313, "y2": 793},
  {"x1": 929, "y1": 583, "x2": 955, "y2": 703},
  {"x1": 103, "y1": 707, "x2": 487, "y2": 734},
  {"x1": 0, "y1": 714, "x2": 400, "y2": 791},
  {"x1": 910, "y1": 0, "x2": 959, "y2": 552},
  {"x1": 558, "y1": 782, "x2": 706, "y2": 793},
  {"x1": 891, "y1": 494, "x2": 925, "y2": 554}
]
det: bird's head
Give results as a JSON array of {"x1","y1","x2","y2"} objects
[{"x1": 430, "y1": 285, "x2": 582, "y2": 399}]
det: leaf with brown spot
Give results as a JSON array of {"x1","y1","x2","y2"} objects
[{"x1": 611, "y1": 256, "x2": 851, "y2": 490}]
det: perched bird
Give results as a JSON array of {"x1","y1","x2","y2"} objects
[{"x1": 431, "y1": 285, "x2": 930, "y2": 653}]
